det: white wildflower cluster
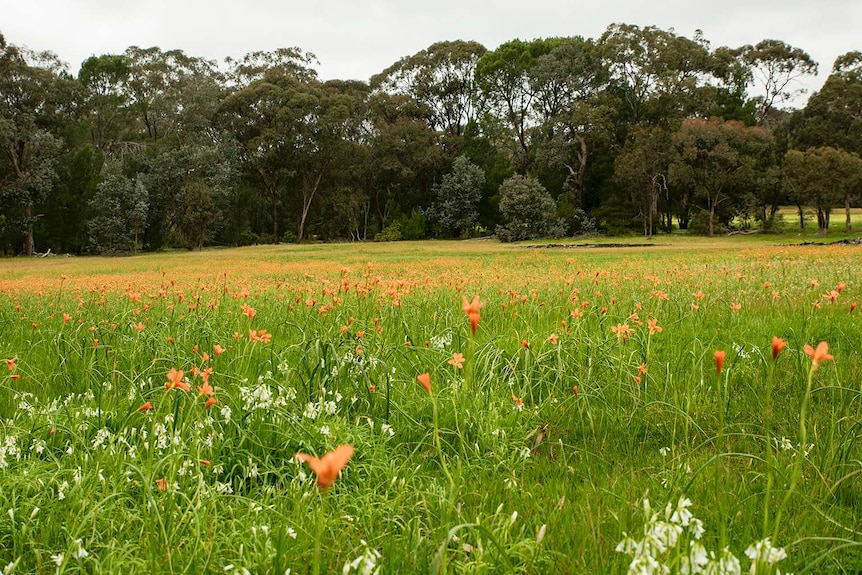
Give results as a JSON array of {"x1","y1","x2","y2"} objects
[
  {"x1": 342, "y1": 540, "x2": 382, "y2": 575},
  {"x1": 239, "y1": 375, "x2": 290, "y2": 413},
  {"x1": 303, "y1": 389, "x2": 342, "y2": 420},
  {"x1": 617, "y1": 497, "x2": 790, "y2": 575},
  {"x1": 0, "y1": 435, "x2": 20, "y2": 469},
  {"x1": 744, "y1": 538, "x2": 789, "y2": 574},
  {"x1": 429, "y1": 332, "x2": 452, "y2": 349},
  {"x1": 773, "y1": 437, "x2": 813, "y2": 458}
]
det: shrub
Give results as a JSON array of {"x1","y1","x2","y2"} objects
[{"x1": 495, "y1": 175, "x2": 565, "y2": 242}]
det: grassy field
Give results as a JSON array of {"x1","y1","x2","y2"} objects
[{"x1": 1, "y1": 239, "x2": 861, "y2": 574}]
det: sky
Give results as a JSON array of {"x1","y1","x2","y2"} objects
[{"x1": 4, "y1": 0, "x2": 860, "y2": 98}]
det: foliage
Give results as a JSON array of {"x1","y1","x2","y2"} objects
[
  {"x1": 495, "y1": 174, "x2": 565, "y2": 242},
  {"x1": 426, "y1": 155, "x2": 485, "y2": 238},
  {"x1": 87, "y1": 167, "x2": 148, "y2": 254}
]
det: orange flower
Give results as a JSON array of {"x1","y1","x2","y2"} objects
[
  {"x1": 138, "y1": 401, "x2": 153, "y2": 411},
  {"x1": 804, "y1": 341, "x2": 833, "y2": 371},
  {"x1": 512, "y1": 394, "x2": 523, "y2": 409},
  {"x1": 547, "y1": 333, "x2": 559, "y2": 345},
  {"x1": 156, "y1": 478, "x2": 167, "y2": 491},
  {"x1": 417, "y1": 372, "x2": 431, "y2": 395},
  {"x1": 133, "y1": 322, "x2": 145, "y2": 332},
  {"x1": 461, "y1": 295, "x2": 484, "y2": 335},
  {"x1": 647, "y1": 319, "x2": 662, "y2": 334},
  {"x1": 611, "y1": 323, "x2": 632, "y2": 343},
  {"x1": 771, "y1": 336, "x2": 787, "y2": 360},
  {"x1": 3, "y1": 358, "x2": 16, "y2": 371},
  {"x1": 248, "y1": 329, "x2": 272, "y2": 343},
  {"x1": 213, "y1": 344, "x2": 226, "y2": 356},
  {"x1": 714, "y1": 350, "x2": 726, "y2": 375},
  {"x1": 165, "y1": 368, "x2": 190, "y2": 392},
  {"x1": 63, "y1": 313, "x2": 72, "y2": 323},
  {"x1": 295, "y1": 444, "x2": 355, "y2": 489},
  {"x1": 204, "y1": 396, "x2": 217, "y2": 409},
  {"x1": 448, "y1": 353, "x2": 464, "y2": 369},
  {"x1": 241, "y1": 304, "x2": 257, "y2": 319}
]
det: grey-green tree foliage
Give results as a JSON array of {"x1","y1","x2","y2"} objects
[
  {"x1": 426, "y1": 155, "x2": 485, "y2": 237},
  {"x1": 496, "y1": 174, "x2": 565, "y2": 242},
  {"x1": 88, "y1": 170, "x2": 148, "y2": 254}
]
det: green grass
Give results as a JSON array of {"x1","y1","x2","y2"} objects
[{"x1": 1, "y1": 240, "x2": 861, "y2": 573}]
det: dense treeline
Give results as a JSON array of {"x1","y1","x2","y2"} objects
[{"x1": 1, "y1": 25, "x2": 861, "y2": 254}]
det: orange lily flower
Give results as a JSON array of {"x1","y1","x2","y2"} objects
[
  {"x1": 771, "y1": 336, "x2": 787, "y2": 360},
  {"x1": 804, "y1": 342, "x2": 833, "y2": 371},
  {"x1": 3, "y1": 358, "x2": 16, "y2": 371},
  {"x1": 204, "y1": 396, "x2": 217, "y2": 409},
  {"x1": 417, "y1": 372, "x2": 431, "y2": 395},
  {"x1": 714, "y1": 350, "x2": 726, "y2": 375},
  {"x1": 165, "y1": 368, "x2": 190, "y2": 392},
  {"x1": 138, "y1": 401, "x2": 153, "y2": 411},
  {"x1": 461, "y1": 295, "x2": 484, "y2": 335},
  {"x1": 448, "y1": 353, "x2": 464, "y2": 369},
  {"x1": 295, "y1": 444, "x2": 355, "y2": 489}
]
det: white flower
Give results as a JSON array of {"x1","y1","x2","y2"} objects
[{"x1": 51, "y1": 554, "x2": 64, "y2": 566}]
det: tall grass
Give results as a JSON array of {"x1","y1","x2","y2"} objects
[{"x1": 0, "y1": 241, "x2": 860, "y2": 573}]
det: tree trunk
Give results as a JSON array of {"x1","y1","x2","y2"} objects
[
  {"x1": 298, "y1": 170, "x2": 325, "y2": 243},
  {"x1": 24, "y1": 200, "x2": 35, "y2": 256},
  {"x1": 271, "y1": 188, "x2": 280, "y2": 244},
  {"x1": 846, "y1": 195, "x2": 852, "y2": 232},
  {"x1": 708, "y1": 201, "x2": 715, "y2": 237}
]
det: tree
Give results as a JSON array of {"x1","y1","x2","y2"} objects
[
  {"x1": 740, "y1": 40, "x2": 818, "y2": 126},
  {"x1": 496, "y1": 174, "x2": 564, "y2": 241},
  {"x1": 791, "y1": 51, "x2": 862, "y2": 155},
  {"x1": 613, "y1": 126, "x2": 675, "y2": 235},
  {"x1": 669, "y1": 118, "x2": 773, "y2": 236},
  {"x1": 475, "y1": 38, "x2": 561, "y2": 173},
  {"x1": 372, "y1": 40, "x2": 486, "y2": 139},
  {"x1": 426, "y1": 155, "x2": 485, "y2": 237},
  {"x1": 597, "y1": 24, "x2": 714, "y2": 126},
  {"x1": 78, "y1": 54, "x2": 131, "y2": 154},
  {"x1": 0, "y1": 40, "x2": 76, "y2": 254},
  {"x1": 530, "y1": 37, "x2": 611, "y2": 210},
  {"x1": 87, "y1": 168, "x2": 148, "y2": 254},
  {"x1": 784, "y1": 147, "x2": 861, "y2": 232}
]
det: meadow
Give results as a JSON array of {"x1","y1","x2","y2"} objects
[{"x1": 1, "y1": 238, "x2": 861, "y2": 574}]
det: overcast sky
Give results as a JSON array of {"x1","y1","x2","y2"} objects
[{"x1": 5, "y1": 0, "x2": 860, "y2": 96}]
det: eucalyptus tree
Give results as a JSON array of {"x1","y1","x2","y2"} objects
[
  {"x1": 739, "y1": 39, "x2": 818, "y2": 126},
  {"x1": 791, "y1": 51, "x2": 862, "y2": 155},
  {"x1": 0, "y1": 38, "x2": 78, "y2": 254},
  {"x1": 371, "y1": 40, "x2": 486, "y2": 141},
  {"x1": 596, "y1": 24, "x2": 714, "y2": 128},
  {"x1": 475, "y1": 38, "x2": 562, "y2": 173},
  {"x1": 669, "y1": 118, "x2": 773, "y2": 235},
  {"x1": 529, "y1": 36, "x2": 611, "y2": 209},
  {"x1": 78, "y1": 54, "x2": 131, "y2": 154}
]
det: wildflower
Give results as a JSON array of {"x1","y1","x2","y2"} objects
[
  {"x1": 248, "y1": 329, "x2": 272, "y2": 343},
  {"x1": 611, "y1": 323, "x2": 633, "y2": 343},
  {"x1": 521, "y1": 339, "x2": 530, "y2": 349},
  {"x1": 461, "y1": 295, "x2": 484, "y2": 335},
  {"x1": 851, "y1": 302, "x2": 857, "y2": 312},
  {"x1": 204, "y1": 396, "x2": 218, "y2": 409},
  {"x1": 447, "y1": 353, "x2": 464, "y2": 369},
  {"x1": 548, "y1": 333, "x2": 559, "y2": 345},
  {"x1": 572, "y1": 385, "x2": 578, "y2": 397},
  {"x1": 647, "y1": 319, "x2": 662, "y2": 334},
  {"x1": 156, "y1": 478, "x2": 167, "y2": 491},
  {"x1": 3, "y1": 358, "x2": 16, "y2": 371},
  {"x1": 165, "y1": 368, "x2": 190, "y2": 392},
  {"x1": 133, "y1": 322, "x2": 145, "y2": 332},
  {"x1": 214, "y1": 344, "x2": 226, "y2": 355},
  {"x1": 417, "y1": 373, "x2": 431, "y2": 395},
  {"x1": 512, "y1": 394, "x2": 523, "y2": 410},
  {"x1": 63, "y1": 313, "x2": 72, "y2": 323},
  {"x1": 730, "y1": 302, "x2": 742, "y2": 312},
  {"x1": 138, "y1": 401, "x2": 153, "y2": 411},
  {"x1": 241, "y1": 304, "x2": 257, "y2": 318},
  {"x1": 771, "y1": 336, "x2": 787, "y2": 360},
  {"x1": 714, "y1": 350, "x2": 726, "y2": 375},
  {"x1": 804, "y1": 341, "x2": 833, "y2": 371},
  {"x1": 295, "y1": 444, "x2": 355, "y2": 489}
]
